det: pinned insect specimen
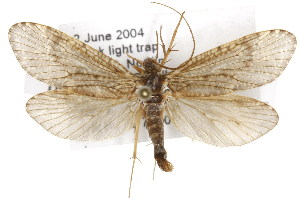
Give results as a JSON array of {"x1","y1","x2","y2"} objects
[{"x1": 9, "y1": 3, "x2": 296, "y2": 197}]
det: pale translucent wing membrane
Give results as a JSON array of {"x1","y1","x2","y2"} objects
[
  {"x1": 165, "y1": 95, "x2": 278, "y2": 147},
  {"x1": 26, "y1": 89, "x2": 140, "y2": 141},
  {"x1": 166, "y1": 30, "x2": 297, "y2": 97},
  {"x1": 8, "y1": 22, "x2": 138, "y2": 98}
]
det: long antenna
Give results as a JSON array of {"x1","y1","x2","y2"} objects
[{"x1": 151, "y1": 2, "x2": 196, "y2": 61}]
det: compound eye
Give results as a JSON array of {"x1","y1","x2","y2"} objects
[{"x1": 137, "y1": 86, "x2": 152, "y2": 102}]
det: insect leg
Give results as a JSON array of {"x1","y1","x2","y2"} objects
[
  {"x1": 128, "y1": 107, "x2": 143, "y2": 198},
  {"x1": 152, "y1": 160, "x2": 157, "y2": 180},
  {"x1": 152, "y1": 2, "x2": 195, "y2": 61},
  {"x1": 126, "y1": 53, "x2": 145, "y2": 74},
  {"x1": 160, "y1": 12, "x2": 185, "y2": 66},
  {"x1": 155, "y1": 30, "x2": 159, "y2": 61}
]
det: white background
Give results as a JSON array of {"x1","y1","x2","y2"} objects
[{"x1": 0, "y1": 0, "x2": 299, "y2": 200}]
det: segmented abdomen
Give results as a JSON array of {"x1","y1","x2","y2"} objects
[{"x1": 144, "y1": 102, "x2": 173, "y2": 172}]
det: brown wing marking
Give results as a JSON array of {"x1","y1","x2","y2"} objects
[
  {"x1": 9, "y1": 22, "x2": 139, "y2": 98},
  {"x1": 166, "y1": 30, "x2": 296, "y2": 97}
]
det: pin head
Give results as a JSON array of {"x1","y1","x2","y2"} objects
[{"x1": 137, "y1": 86, "x2": 152, "y2": 102}]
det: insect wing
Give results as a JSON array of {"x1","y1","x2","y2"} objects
[
  {"x1": 26, "y1": 89, "x2": 140, "y2": 141},
  {"x1": 8, "y1": 22, "x2": 138, "y2": 99},
  {"x1": 166, "y1": 30, "x2": 296, "y2": 97},
  {"x1": 9, "y1": 22, "x2": 142, "y2": 141},
  {"x1": 165, "y1": 95, "x2": 278, "y2": 147}
]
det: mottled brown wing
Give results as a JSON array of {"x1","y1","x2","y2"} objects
[
  {"x1": 166, "y1": 30, "x2": 296, "y2": 97},
  {"x1": 9, "y1": 22, "x2": 139, "y2": 98},
  {"x1": 165, "y1": 95, "x2": 278, "y2": 147},
  {"x1": 26, "y1": 89, "x2": 140, "y2": 141},
  {"x1": 9, "y1": 22, "x2": 141, "y2": 141}
]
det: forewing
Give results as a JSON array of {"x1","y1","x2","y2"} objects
[
  {"x1": 26, "y1": 89, "x2": 140, "y2": 141},
  {"x1": 9, "y1": 22, "x2": 138, "y2": 98},
  {"x1": 165, "y1": 95, "x2": 278, "y2": 147},
  {"x1": 166, "y1": 30, "x2": 296, "y2": 97}
]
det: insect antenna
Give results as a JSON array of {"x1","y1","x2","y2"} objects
[{"x1": 152, "y1": 2, "x2": 196, "y2": 68}]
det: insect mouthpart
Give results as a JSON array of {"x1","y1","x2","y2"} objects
[{"x1": 137, "y1": 86, "x2": 152, "y2": 102}]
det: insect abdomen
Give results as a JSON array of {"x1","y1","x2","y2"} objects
[{"x1": 144, "y1": 103, "x2": 173, "y2": 172}]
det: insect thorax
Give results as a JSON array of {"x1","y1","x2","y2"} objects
[{"x1": 141, "y1": 58, "x2": 165, "y2": 97}]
